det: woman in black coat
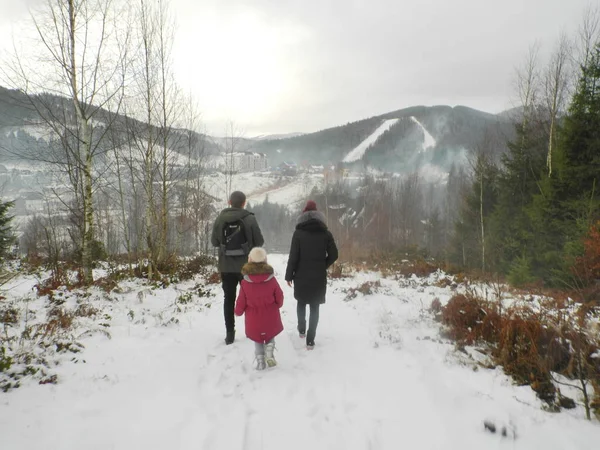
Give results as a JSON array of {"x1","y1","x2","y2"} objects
[{"x1": 285, "y1": 200, "x2": 338, "y2": 349}]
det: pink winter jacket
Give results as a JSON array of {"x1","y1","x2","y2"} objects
[{"x1": 235, "y1": 262, "x2": 284, "y2": 343}]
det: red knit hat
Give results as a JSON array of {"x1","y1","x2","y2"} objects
[{"x1": 303, "y1": 200, "x2": 317, "y2": 212}]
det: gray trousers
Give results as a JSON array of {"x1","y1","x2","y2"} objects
[{"x1": 255, "y1": 338, "x2": 274, "y2": 355}]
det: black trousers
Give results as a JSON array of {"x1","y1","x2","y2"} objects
[
  {"x1": 221, "y1": 272, "x2": 243, "y2": 332},
  {"x1": 297, "y1": 302, "x2": 320, "y2": 344}
]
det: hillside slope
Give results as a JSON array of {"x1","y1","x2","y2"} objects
[{"x1": 251, "y1": 105, "x2": 512, "y2": 172}]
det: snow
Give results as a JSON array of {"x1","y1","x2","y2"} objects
[
  {"x1": 247, "y1": 175, "x2": 322, "y2": 209},
  {"x1": 0, "y1": 255, "x2": 598, "y2": 449},
  {"x1": 419, "y1": 162, "x2": 448, "y2": 184},
  {"x1": 410, "y1": 116, "x2": 436, "y2": 151},
  {"x1": 341, "y1": 116, "x2": 436, "y2": 164},
  {"x1": 201, "y1": 172, "x2": 321, "y2": 210},
  {"x1": 202, "y1": 172, "x2": 279, "y2": 203},
  {"x1": 3, "y1": 124, "x2": 53, "y2": 142},
  {"x1": 343, "y1": 119, "x2": 400, "y2": 163}
]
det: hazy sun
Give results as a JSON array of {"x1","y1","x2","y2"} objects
[{"x1": 173, "y1": 7, "x2": 309, "y2": 133}]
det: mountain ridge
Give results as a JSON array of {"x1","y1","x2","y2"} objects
[{"x1": 0, "y1": 85, "x2": 514, "y2": 173}]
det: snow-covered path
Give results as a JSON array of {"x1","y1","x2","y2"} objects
[{"x1": 1, "y1": 255, "x2": 597, "y2": 449}]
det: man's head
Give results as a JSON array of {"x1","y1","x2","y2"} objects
[{"x1": 229, "y1": 191, "x2": 246, "y2": 208}]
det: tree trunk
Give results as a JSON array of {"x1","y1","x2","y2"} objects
[
  {"x1": 68, "y1": 0, "x2": 94, "y2": 283},
  {"x1": 82, "y1": 128, "x2": 94, "y2": 283},
  {"x1": 480, "y1": 171, "x2": 485, "y2": 272}
]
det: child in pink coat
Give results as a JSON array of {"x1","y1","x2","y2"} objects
[{"x1": 235, "y1": 247, "x2": 284, "y2": 370}]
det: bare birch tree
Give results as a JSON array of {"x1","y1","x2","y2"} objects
[
  {"x1": 2, "y1": 0, "x2": 129, "y2": 283},
  {"x1": 176, "y1": 95, "x2": 208, "y2": 255},
  {"x1": 515, "y1": 43, "x2": 541, "y2": 144},
  {"x1": 126, "y1": 0, "x2": 183, "y2": 277},
  {"x1": 576, "y1": 5, "x2": 600, "y2": 70},
  {"x1": 543, "y1": 33, "x2": 572, "y2": 176}
]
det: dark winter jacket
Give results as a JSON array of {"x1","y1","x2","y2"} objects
[
  {"x1": 235, "y1": 262, "x2": 284, "y2": 343},
  {"x1": 285, "y1": 211, "x2": 338, "y2": 304},
  {"x1": 211, "y1": 207, "x2": 264, "y2": 273}
]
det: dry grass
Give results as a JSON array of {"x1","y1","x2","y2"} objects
[
  {"x1": 343, "y1": 280, "x2": 382, "y2": 301},
  {"x1": 42, "y1": 307, "x2": 75, "y2": 337},
  {"x1": 440, "y1": 291, "x2": 599, "y2": 408}
]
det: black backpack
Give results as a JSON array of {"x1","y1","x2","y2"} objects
[{"x1": 221, "y1": 218, "x2": 249, "y2": 256}]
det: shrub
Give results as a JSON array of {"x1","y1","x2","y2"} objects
[
  {"x1": 43, "y1": 308, "x2": 74, "y2": 336},
  {"x1": 507, "y1": 256, "x2": 536, "y2": 287},
  {"x1": 176, "y1": 292, "x2": 193, "y2": 305},
  {"x1": 0, "y1": 346, "x2": 12, "y2": 372},
  {"x1": 178, "y1": 254, "x2": 216, "y2": 280},
  {"x1": 441, "y1": 294, "x2": 499, "y2": 344},
  {"x1": 572, "y1": 220, "x2": 600, "y2": 284},
  {"x1": 0, "y1": 305, "x2": 19, "y2": 327},
  {"x1": 75, "y1": 303, "x2": 99, "y2": 318},
  {"x1": 397, "y1": 259, "x2": 440, "y2": 278},
  {"x1": 207, "y1": 272, "x2": 221, "y2": 284},
  {"x1": 496, "y1": 313, "x2": 557, "y2": 402},
  {"x1": 429, "y1": 298, "x2": 442, "y2": 314},
  {"x1": 440, "y1": 293, "x2": 574, "y2": 405},
  {"x1": 343, "y1": 280, "x2": 381, "y2": 301},
  {"x1": 330, "y1": 263, "x2": 351, "y2": 279},
  {"x1": 93, "y1": 276, "x2": 118, "y2": 293}
]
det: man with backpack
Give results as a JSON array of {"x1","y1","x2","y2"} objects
[{"x1": 211, "y1": 191, "x2": 264, "y2": 345}]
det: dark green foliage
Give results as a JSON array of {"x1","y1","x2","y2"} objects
[
  {"x1": 0, "y1": 200, "x2": 15, "y2": 263},
  {"x1": 0, "y1": 346, "x2": 12, "y2": 373},
  {"x1": 487, "y1": 118, "x2": 548, "y2": 277},
  {"x1": 452, "y1": 42, "x2": 600, "y2": 288},
  {"x1": 90, "y1": 239, "x2": 107, "y2": 262},
  {"x1": 507, "y1": 256, "x2": 536, "y2": 287},
  {"x1": 449, "y1": 153, "x2": 499, "y2": 271},
  {"x1": 73, "y1": 239, "x2": 107, "y2": 267},
  {"x1": 536, "y1": 43, "x2": 600, "y2": 285},
  {"x1": 247, "y1": 198, "x2": 296, "y2": 252}
]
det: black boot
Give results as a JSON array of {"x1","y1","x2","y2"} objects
[{"x1": 225, "y1": 330, "x2": 235, "y2": 345}]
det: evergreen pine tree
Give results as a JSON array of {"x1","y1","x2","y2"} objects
[
  {"x1": 0, "y1": 200, "x2": 15, "y2": 263},
  {"x1": 534, "y1": 42, "x2": 600, "y2": 284},
  {"x1": 488, "y1": 117, "x2": 547, "y2": 278},
  {"x1": 449, "y1": 153, "x2": 499, "y2": 271}
]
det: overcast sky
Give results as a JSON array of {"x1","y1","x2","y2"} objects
[{"x1": 0, "y1": 0, "x2": 594, "y2": 136}]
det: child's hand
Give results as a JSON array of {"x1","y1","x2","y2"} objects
[{"x1": 286, "y1": 281, "x2": 292, "y2": 287}]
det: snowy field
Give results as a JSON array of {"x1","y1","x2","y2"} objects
[
  {"x1": 0, "y1": 254, "x2": 598, "y2": 450},
  {"x1": 202, "y1": 172, "x2": 322, "y2": 210}
]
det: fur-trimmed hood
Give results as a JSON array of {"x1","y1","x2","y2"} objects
[
  {"x1": 241, "y1": 262, "x2": 274, "y2": 276},
  {"x1": 297, "y1": 210, "x2": 326, "y2": 225},
  {"x1": 296, "y1": 210, "x2": 328, "y2": 232}
]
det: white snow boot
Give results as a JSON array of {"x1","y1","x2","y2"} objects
[
  {"x1": 265, "y1": 341, "x2": 277, "y2": 367},
  {"x1": 256, "y1": 355, "x2": 266, "y2": 371}
]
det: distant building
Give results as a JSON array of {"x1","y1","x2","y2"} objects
[
  {"x1": 14, "y1": 191, "x2": 45, "y2": 213},
  {"x1": 278, "y1": 161, "x2": 297, "y2": 176},
  {"x1": 207, "y1": 152, "x2": 268, "y2": 173}
]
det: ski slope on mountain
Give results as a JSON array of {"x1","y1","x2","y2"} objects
[
  {"x1": 410, "y1": 116, "x2": 436, "y2": 151},
  {"x1": 0, "y1": 255, "x2": 597, "y2": 450},
  {"x1": 343, "y1": 119, "x2": 400, "y2": 163}
]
